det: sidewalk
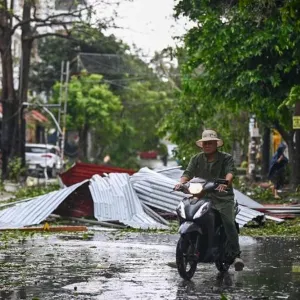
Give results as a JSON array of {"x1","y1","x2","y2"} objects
[{"x1": 0, "y1": 191, "x2": 15, "y2": 202}]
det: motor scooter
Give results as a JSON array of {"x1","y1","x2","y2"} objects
[{"x1": 175, "y1": 178, "x2": 239, "y2": 280}]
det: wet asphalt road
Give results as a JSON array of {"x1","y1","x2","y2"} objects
[{"x1": 0, "y1": 232, "x2": 300, "y2": 300}]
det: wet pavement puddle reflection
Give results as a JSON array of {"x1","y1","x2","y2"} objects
[{"x1": 0, "y1": 233, "x2": 300, "y2": 299}]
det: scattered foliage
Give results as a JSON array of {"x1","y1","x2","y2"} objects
[
  {"x1": 241, "y1": 219, "x2": 300, "y2": 237},
  {"x1": 13, "y1": 184, "x2": 60, "y2": 200},
  {"x1": 7, "y1": 158, "x2": 26, "y2": 183},
  {"x1": 0, "y1": 230, "x2": 37, "y2": 249}
]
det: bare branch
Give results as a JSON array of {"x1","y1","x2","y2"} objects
[
  {"x1": 37, "y1": 10, "x2": 86, "y2": 23},
  {"x1": 11, "y1": 13, "x2": 22, "y2": 23},
  {"x1": 34, "y1": 20, "x2": 80, "y2": 28},
  {"x1": 30, "y1": 31, "x2": 74, "y2": 41},
  {"x1": 11, "y1": 5, "x2": 89, "y2": 34},
  {"x1": 32, "y1": 2, "x2": 38, "y2": 20}
]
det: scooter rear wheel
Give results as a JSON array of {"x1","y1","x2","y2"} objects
[{"x1": 176, "y1": 237, "x2": 197, "y2": 280}]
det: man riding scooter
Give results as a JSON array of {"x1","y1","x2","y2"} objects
[{"x1": 174, "y1": 129, "x2": 244, "y2": 271}]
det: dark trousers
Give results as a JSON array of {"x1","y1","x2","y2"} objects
[{"x1": 213, "y1": 201, "x2": 240, "y2": 258}]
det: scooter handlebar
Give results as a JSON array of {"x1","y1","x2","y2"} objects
[{"x1": 173, "y1": 179, "x2": 230, "y2": 194}]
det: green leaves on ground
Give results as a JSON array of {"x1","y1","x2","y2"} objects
[
  {"x1": 14, "y1": 184, "x2": 60, "y2": 200},
  {"x1": 241, "y1": 219, "x2": 300, "y2": 237}
]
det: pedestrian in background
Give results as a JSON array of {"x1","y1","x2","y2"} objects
[
  {"x1": 157, "y1": 143, "x2": 168, "y2": 167},
  {"x1": 268, "y1": 143, "x2": 289, "y2": 199}
]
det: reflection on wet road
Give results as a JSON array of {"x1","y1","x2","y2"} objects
[{"x1": 0, "y1": 233, "x2": 300, "y2": 299}]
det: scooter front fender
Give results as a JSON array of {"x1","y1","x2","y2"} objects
[{"x1": 179, "y1": 221, "x2": 202, "y2": 235}]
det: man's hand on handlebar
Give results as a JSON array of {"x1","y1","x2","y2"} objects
[
  {"x1": 174, "y1": 183, "x2": 183, "y2": 191},
  {"x1": 215, "y1": 184, "x2": 228, "y2": 193}
]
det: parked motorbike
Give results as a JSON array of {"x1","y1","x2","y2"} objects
[{"x1": 175, "y1": 178, "x2": 239, "y2": 280}]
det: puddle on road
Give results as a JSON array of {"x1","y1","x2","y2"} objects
[{"x1": 0, "y1": 233, "x2": 300, "y2": 299}]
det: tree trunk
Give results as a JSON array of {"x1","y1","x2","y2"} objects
[
  {"x1": 275, "y1": 113, "x2": 300, "y2": 189},
  {"x1": 78, "y1": 123, "x2": 89, "y2": 161},
  {"x1": 17, "y1": 2, "x2": 33, "y2": 168},
  {"x1": 292, "y1": 102, "x2": 300, "y2": 188},
  {"x1": 0, "y1": 1, "x2": 33, "y2": 179},
  {"x1": 286, "y1": 135, "x2": 296, "y2": 187},
  {"x1": 0, "y1": 22, "x2": 18, "y2": 179},
  {"x1": 261, "y1": 126, "x2": 270, "y2": 180}
]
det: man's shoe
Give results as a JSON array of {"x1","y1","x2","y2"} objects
[
  {"x1": 234, "y1": 257, "x2": 244, "y2": 271},
  {"x1": 167, "y1": 262, "x2": 177, "y2": 268}
]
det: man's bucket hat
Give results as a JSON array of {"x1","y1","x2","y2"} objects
[{"x1": 196, "y1": 129, "x2": 224, "y2": 148}]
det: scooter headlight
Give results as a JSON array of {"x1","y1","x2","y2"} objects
[
  {"x1": 193, "y1": 202, "x2": 209, "y2": 219},
  {"x1": 188, "y1": 183, "x2": 203, "y2": 195},
  {"x1": 177, "y1": 201, "x2": 186, "y2": 219}
]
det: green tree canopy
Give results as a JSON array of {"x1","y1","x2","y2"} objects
[
  {"x1": 166, "y1": 0, "x2": 300, "y2": 183},
  {"x1": 52, "y1": 72, "x2": 122, "y2": 159},
  {"x1": 109, "y1": 80, "x2": 171, "y2": 167},
  {"x1": 36, "y1": 26, "x2": 175, "y2": 168}
]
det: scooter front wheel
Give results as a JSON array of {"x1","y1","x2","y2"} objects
[
  {"x1": 215, "y1": 260, "x2": 230, "y2": 273},
  {"x1": 176, "y1": 236, "x2": 197, "y2": 280}
]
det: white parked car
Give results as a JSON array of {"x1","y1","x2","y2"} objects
[{"x1": 25, "y1": 143, "x2": 64, "y2": 177}]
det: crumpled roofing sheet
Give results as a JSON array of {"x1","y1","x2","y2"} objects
[
  {"x1": 0, "y1": 180, "x2": 88, "y2": 229},
  {"x1": 0, "y1": 166, "x2": 266, "y2": 230},
  {"x1": 89, "y1": 173, "x2": 167, "y2": 229},
  {"x1": 0, "y1": 174, "x2": 167, "y2": 230}
]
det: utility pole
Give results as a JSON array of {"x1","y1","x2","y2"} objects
[
  {"x1": 59, "y1": 61, "x2": 70, "y2": 162},
  {"x1": 57, "y1": 61, "x2": 65, "y2": 148}
]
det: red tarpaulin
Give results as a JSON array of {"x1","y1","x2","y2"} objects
[
  {"x1": 139, "y1": 151, "x2": 158, "y2": 159},
  {"x1": 60, "y1": 162, "x2": 136, "y2": 186}
]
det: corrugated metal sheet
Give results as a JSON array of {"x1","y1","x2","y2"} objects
[
  {"x1": 131, "y1": 167, "x2": 264, "y2": 228},
  {"x1": 156, "y1": 166, "x2": 185, "y2": 181},
  {"x1": 60, "y1": 162, "x2": 136, "y2": 186},
  {"x1": 0, "y1": 173, "x2": 167, "y2": 230},
  {"x1": 0, "y1": 180, "x2": 88, "y2": 229},
  {"x1": 131, "y1": 167, "x2": 193, "y2": 213},
  {"x1": 0, "y1": 166, "x2": 267, "y2": 230},
  {"x1": 89, "y1": 173, "x2": 167, "y2": 230},
  {"x1": 236, "y1": 205, "x2": 264, "y2": 228},
  {"x1": 234, "y1": 189, "x2": 264, "y2": 209}
]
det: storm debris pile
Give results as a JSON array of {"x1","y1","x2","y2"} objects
[{"x1": 0, "y1": 167, "x2": 267, "y2": 230}]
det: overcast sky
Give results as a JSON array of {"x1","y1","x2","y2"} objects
[{"x1": 103, "y1": 0, "x2": 190, "y2": 57}]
